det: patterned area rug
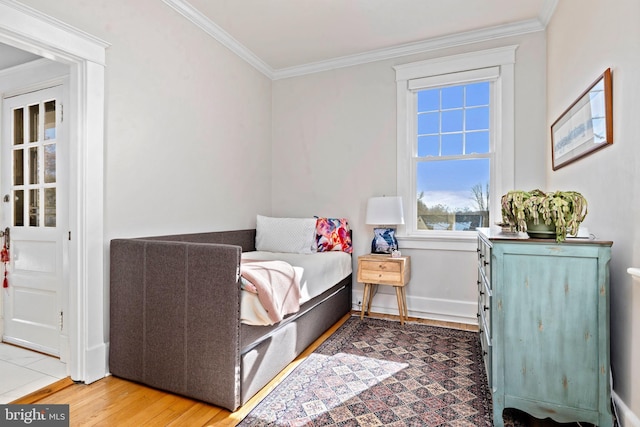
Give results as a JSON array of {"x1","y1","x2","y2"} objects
[{"x1": 239, "y1": 316, "x2": 501, "y2": 426}]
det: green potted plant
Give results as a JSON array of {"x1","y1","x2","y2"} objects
[{"x1": 500, "y1": 189, "x2": 588, "y2": 242}]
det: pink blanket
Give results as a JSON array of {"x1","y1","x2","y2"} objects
[{"x1": 241, "y1": 259, "x2": 302, "y2": 324}]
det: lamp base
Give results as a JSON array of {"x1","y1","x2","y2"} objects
[{"x1": 371, "y1": 227, "x2": 398, "y2": 254}]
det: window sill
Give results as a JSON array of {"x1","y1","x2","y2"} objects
[{"x1": 397, "y1": 233, "x2": 477, "y2": 251}]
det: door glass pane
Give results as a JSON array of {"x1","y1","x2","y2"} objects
[
  {"x1": 29, "y1": 104, "x2": 39, "y2": 143},
  {"x1": 45, "y1": 188, "x2": 56, "y2": 227},
  {"x1": 29, "y1": 189, "x2": 39, "y2": 227},
  {"x1": 44, "y1": 100, "x2": 56, "y2": 140},
  {"x1": 14, "y1": 190, "x2": 24, "y2": 227},
  {"x1": 13, "y1": 108, "x2": 24, "y2": 145},
  {"x1": 29, "y1": 147, "x2": 39, "y2": 184},
  {"x1": 44, "y1": 144, "x2": 56, "y2": 184},
  {"x1": 13, "y1": 149, "x2": 24, "y2": 186}
]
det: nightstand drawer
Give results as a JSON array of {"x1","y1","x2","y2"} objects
[
  {"x1": 359, "y1": 268, "x2": 402, "y2": 283},
  {"x1": 357, "y1": 255, "x2": 410, "y2": 287},
  {"x1": 359, "y1": 259, "x2": 401, "y2": 273},
  {"x1": 358, "y1": 254, "x2": 411, "y2": 324}
]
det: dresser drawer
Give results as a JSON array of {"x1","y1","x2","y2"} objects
[
  {"x1": 478, "y1": 280, "x2": 491, "y2": 339},
  {"x1": 479, "y1": 324, "x2": 492, "y2": 388},
  {"x1": 477, "y1": 240, "x2": 491, "y2": 288}
]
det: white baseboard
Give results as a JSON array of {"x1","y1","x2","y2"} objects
[
  {"x1": 613, "y1": 390, "x2": 640, "y2": 427},
  {"x1": 82, "y1": 342, "x2": 108, "y2": 384},
  {"x1": 353, "y1": 291, "x2": 477, "y2": 326}
]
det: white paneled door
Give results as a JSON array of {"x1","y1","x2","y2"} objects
[{"x1": 1, "y1": 85, "x2": 68, "y2": 359}]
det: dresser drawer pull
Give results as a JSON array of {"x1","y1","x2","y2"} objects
[
  {"x1": 483, "y1": 305, "x2": 489, "y2": 311},
  {"x1": 484, "y1": 260, "x2": 489, "y2": 266}
]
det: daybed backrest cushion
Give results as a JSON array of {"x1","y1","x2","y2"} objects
[
  {"x1": 144, "y1": 229, "x2": 256, "y2": 252},
  {"x1": 255, "y1": 215, "x2": 317, "y2": 254}
]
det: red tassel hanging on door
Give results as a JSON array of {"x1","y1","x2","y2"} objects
[{"x1": 1, "y1": 230, "x2": 9, "y2": 289}]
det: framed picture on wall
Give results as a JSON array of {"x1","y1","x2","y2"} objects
[{"x1": 551, "y1": 68, "x2": 613, "y2": 170}]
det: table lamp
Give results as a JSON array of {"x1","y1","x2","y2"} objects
[{"x1": 365, "y1": 196, "x2": 405, "y2": 254}]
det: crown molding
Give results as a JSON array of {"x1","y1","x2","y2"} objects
[
  {"x1": 273, "y1": 19, "x2": 543, "y2": 80},
  {"x1": 162, "y1": 0, "x2": 546, "y2": 81},
  {"x1": 538, "y1": 0, "x2": 559, "y2": 26},
  {"x1": 161, "y1": 0, "x2": 275, "y2": 79}
]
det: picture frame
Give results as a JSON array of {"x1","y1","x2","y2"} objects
[{"x1": 551, "y1": 68, "x2": 613, "y2": 170}]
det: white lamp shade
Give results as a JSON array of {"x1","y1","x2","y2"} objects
[{"x1": 365, "y1": 196, "x2": 405, "y2": 225}]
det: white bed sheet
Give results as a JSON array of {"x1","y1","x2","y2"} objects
[{"x1": 240, "y1": 251, "x2": 352, "y2": 326}]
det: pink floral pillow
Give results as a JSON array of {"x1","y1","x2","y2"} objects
[{"x1": 315, "y1": 218, "x2": 353, "y2": 253}]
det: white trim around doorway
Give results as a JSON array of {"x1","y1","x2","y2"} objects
[{"x1": 0, "y1": 0, "x2": 109, "y2": 384}]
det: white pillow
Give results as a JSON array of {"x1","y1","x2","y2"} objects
[{"x1": 255, "y1": 215, "x2": 317, "y2": 254}]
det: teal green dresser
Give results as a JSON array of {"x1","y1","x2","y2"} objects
[{"x1": 477, "y1": 228, "x2": 613, "y2": 427}]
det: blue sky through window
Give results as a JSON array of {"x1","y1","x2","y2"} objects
[{"x1": 416, "y1": 81, "x2": 490, "y2": 212}]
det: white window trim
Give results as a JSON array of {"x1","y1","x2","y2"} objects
[{"x1": 394, "y1": 46, "x2": 517, "y2": 251}]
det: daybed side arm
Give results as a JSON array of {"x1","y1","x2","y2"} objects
[{"x1": 109, "y1": 239, "x2": 242, "y2": 411}]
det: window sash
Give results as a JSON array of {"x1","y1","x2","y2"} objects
[
  {"x1": 394, "y1": 46, "x2": 516, "y2": 248},
  {"x1": 408, "y1": 67, "x2": 499, "y2": 91}
]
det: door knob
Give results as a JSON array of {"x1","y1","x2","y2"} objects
[{"x1": 3, "y1": 194, "x2": 9, "y2": 203}]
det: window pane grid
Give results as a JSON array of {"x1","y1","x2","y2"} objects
[
  {"x1": 417, "y1": 83, "x2": 490, "y2": 157},
  {"x1": 414, "y1": 81, "x2": 492, "y2": 232}
]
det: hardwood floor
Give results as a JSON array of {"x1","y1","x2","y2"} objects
[
  {"x1": 10, "y1": 313, "x2": 355, "y2": 426},
  {"x1": 9, "y1": 312, "x2": 591, "y2": 426}
]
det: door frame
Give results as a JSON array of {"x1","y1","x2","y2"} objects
[{"x1": 0, "y1": 0, "x2": 109, "y2": 383}]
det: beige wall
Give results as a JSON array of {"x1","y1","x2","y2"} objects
[
  {"x1": 18, "y1": 0, "x2": 274, "y2": 239},
  {"x1": 272, "y1": 31, "x2": 547, "y2": 323},
  {"x1": 547, "y1": 0, "x2": 640, "y2": 424}
]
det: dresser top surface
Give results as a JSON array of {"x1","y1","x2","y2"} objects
[{"x1": 477, "y1": 227, "x2": 613, "y2": 246}]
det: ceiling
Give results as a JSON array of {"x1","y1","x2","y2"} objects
[
  {"x1": 0, "y1": 43, "x2": 40, "y2": 70},
  {"x1": 1, "y1": 0, "x2": 555, "y2": 76},
  {"x1": 185, "y1": 0, "x2": 553, "y2": 71}
]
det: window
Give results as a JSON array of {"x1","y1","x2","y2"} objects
[
  {"x1": 394, "y1": 46, "x2": 516, "y2": 248},
  {"x1": 416, "y1": 81, "x2": 491, "y2": 231}
]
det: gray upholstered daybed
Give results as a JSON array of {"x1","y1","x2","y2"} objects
[{"x1": 109, "y1": 226, "x2": 352, "y2": 411}]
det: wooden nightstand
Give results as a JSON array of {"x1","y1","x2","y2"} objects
[{"x1": 357, "y1": 254, "x2": 411, "y2": 325}]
